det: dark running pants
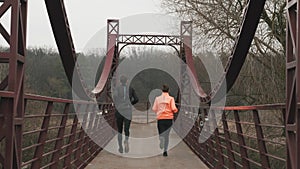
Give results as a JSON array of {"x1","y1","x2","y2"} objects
[
  {"x1": 157, "y1": 119, "x2": 173, "y2": 152},
  {"x1": 116, "y1": 112, "x2": 131, "y2": 148}
]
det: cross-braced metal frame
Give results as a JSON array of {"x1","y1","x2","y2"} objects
[
  {"x1": 180, "y1": 21, "x2": 193, "y2": 105},
  {"x1": 286, "y1": 0, "x2": 300, "y2": 168},
  {"x1": 0, "y1": 0, "x2": 27, "y2": 168},
  {"x1": 106, "y1": 19, "x2": 119, "y2": 101},
  {"x1": 110, "y1": 20, "x2": 194, "y2": 106}
]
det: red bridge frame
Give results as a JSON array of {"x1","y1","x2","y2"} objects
[
  {"x1": 286, "y1": 0, "x2": 300, "y2": 168},
  {"x1": 0, "y1": 0, "x2": 299, "y2": 168}
]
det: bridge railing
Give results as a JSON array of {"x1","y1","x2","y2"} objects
[
  {"x1": 21, "y1": 94, "x2": 115, "y2": 169},
  {"x1": 180, "y1": 104, "x2": 286, "y2": 169},
  {"x1": 12, "y1": 93, "x2": 287, "y2": 169}
]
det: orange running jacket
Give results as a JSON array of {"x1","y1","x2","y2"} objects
[{"x1": 152, "y1": 92, "x2": 178, "y2": 120}]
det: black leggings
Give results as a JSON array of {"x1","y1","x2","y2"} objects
[
  {"x1": 157, "y1": 119, "x2": 173, "y2": 152},
  {"x1": 116, "y1": 112, "x2": 131, "y2": 148}
]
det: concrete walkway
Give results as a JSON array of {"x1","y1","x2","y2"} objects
[{"x1": 86, "y1": 122, "x2": 208, "y2": 169}]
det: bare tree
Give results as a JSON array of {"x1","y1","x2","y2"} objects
[
  {"x1": 162, "y1": 0, "x2": 285, "y2": 54},
  {"x1": 161, "y1": 0, "x2": 286, "y2": 104}
]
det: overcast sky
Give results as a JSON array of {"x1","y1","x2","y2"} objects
[{"x1": 23, "y1": 0, "x2": 163, "y2": 51}]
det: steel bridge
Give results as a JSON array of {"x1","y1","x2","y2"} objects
[{"x1": 0, "y1": 0, "x2": 299, "y2": 168}]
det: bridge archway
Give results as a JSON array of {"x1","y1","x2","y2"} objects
[{"x1": 99, "y1": 19, "x2": 202, "y2": 106}]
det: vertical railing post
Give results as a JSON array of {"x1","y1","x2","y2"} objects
[
  {"x1": 222, "y1": 112, "x2": 235, "y2": 169},
  {"x1": 253, "y1": 110, "x2": 270, "y2": 168},
  {"x1": 74, "y1": 104, "x2": 89, "y2": 167},
  {"x1": 211, "y1": 110, "x2": 224, "y2": 168},
  {"x1": 234, "y1": 110, "x2": 250, "y2": 169},
  {"x1": 206, "y1": 113, "x2": 214, "y2": 166},
  {"x1": 64, "y1": 104, "x2": 80, "y2": 168},
  {"x1": 32, "y1": 102, "x2": 53, "y2": 169},
  {"x1": 50, "y1": 103, "x2": 70, "y2": 169},
  {"x1": 88, "y1": 104, "x2": 101, "y2": 158},
  {"x1": 83, "y1": 104, "x2": 97, "y2": 158}
]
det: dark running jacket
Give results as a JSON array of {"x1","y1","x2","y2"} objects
[{"x1": 113, "y1": 85, "x2": 139, "y2": 115}]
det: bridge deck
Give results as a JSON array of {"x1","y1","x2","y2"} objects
[{"x1": 86, "y1": 122, "x2": 208, "y2": 169}]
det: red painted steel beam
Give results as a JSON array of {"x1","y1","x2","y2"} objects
[
  {"x1": 111, "y1": 0, "x2": 265, "y2": 105},
  {"x1": 0, "y1": 23, "x2": 10, "y2": 44},
  {"x1": 0, "y1": 0, "x2": 27, "y2": 168},
  {"x1": 183, "y1": 36, "x2": 207, "y2": 98},
  {"x1": 182, "y1": 0, "x2": 265, "y2": 103},
  {"x1": 120, "y1": 0, "x2": 265, "y2": 104},
  {"x1": 118, "y1": 34, "x2": 181, "y2": 45},
  {"x1": 92, "y1": 34, "x2": 117, "y2": 94},
  {"x1": 178, "y1": 21, "x2": 193, "y2": 105},
  {"x1": 44, "y1": 0, "x2": 91, "y2": 100},
  {"x1": 222, "y1": 0, "x2": 265, "y2": 91},
  {"x1": 286, "y1": 0, "x2": 300, "y2": 168},
  {"x1": 222, "y1": 0, "x2": 265, "y2": 100}
]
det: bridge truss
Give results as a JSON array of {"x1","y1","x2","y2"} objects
[
  {"x1": 286, "y1": 0, "x2": 300, "y2": 168},
  {"x1": 0, "y1": 0, "x2": 298, "y2": 168},
  {"x1": 0, "y1": 0, "x2": 27, "y2": 168}
]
